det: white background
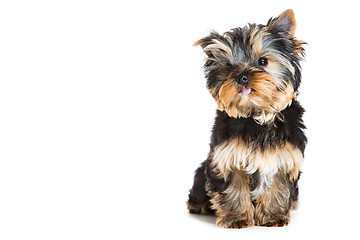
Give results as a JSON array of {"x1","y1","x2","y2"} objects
[{"x1": 1, "y1": 0, "x2": 359, "y2": 239}]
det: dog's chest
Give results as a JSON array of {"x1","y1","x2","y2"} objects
[{"x1": 211, "y1": 138, "x2": 303, "y2": 180}]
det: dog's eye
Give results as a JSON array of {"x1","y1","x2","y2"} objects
[{"x1": 257, "y1": 57, "x2": 268, "y2": 67}]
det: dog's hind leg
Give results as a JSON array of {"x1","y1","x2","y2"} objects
[{"x1": 187, "y1": 160, "x2": 214, "y2": 215}]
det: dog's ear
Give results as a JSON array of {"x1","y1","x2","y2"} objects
[
  {"x1": 267, "y1": 9, "x2": 296, "y2": 38},
  {"x1": 193, "y1": 31, "x2": 235, "y2": 67},
  {"x1": 193, "y1": 32, "x2": 219, "y2": 57}
]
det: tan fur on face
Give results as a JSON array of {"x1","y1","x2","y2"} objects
[
  {"x1": 211, "y1": 138, "x2": 303, "y2": 182},
  {"x1": 218, "y1": 77, "x2": 250, "y2": 118},
  {"x1": 215, "y1": 73, "x2": 295, "y2": 124}
]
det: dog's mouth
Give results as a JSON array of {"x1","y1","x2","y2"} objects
[
  {"x1": 241, "y1": 88, "x2": 252, "y2": 95},
  {"x1": 237, "y1": 83, "x2": 254, "y2": 96}
]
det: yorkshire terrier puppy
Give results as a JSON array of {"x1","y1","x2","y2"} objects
[{"x1": 187, "y1": 9, "x2": 307, "y2": 228}]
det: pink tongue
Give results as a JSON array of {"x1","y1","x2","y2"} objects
[{"x1": 242, "y1": 88, "x2": 252, "y2": 95}]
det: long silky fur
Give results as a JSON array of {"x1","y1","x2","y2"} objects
[{"x1": 187, "y1": 9, "x2": 307, "y2": 228}]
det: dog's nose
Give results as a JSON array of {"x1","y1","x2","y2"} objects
[
  {"x1": 237, "y1": 75, "x2": 249, "y2": 84},
  {"x1": 240, "y1": 75, "x2": 248, "y2": 83}
]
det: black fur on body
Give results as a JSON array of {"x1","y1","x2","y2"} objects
[{"x1": 187, "y1": 9, "x2": 307, "y2": 228}]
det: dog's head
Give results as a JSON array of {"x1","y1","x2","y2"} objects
[{"x1": 195, "y1": 9, "x2": 305, "y2": 124}]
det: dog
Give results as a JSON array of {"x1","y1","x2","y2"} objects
[{"x1": 187, "y1": 9, "x2": 307, "y2": 228}]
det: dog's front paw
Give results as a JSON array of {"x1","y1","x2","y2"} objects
[
  {"x1": 260, "y1": 218, "x2": 289, "y2": 227},
  {"x1": 256, "y1": 214, "x2": 290, "y2": 227},
  {"x1": 216, "y1": 215, "x2": 254, "y2": 229}
]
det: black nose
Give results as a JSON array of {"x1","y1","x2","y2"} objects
[
  {"x1": 241, "y1": 75, "x2": 248, "y2": 83},
  {"x1": 238, "y1": 75, "x2": 248, "y2": 84}
]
